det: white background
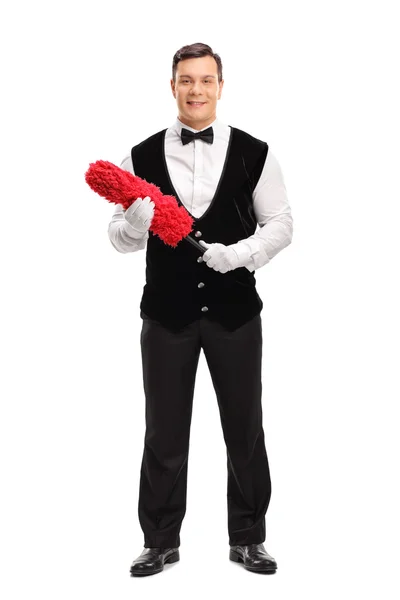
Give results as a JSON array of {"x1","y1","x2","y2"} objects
[{"x1": 1, "y1": 0, "x2": 399, "y2": 598}]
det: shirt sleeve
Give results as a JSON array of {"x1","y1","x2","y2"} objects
[
  {"x1": 107, "y1": 154, "x2": 150, "y2": 253},
  {"x1": 231, "y1": 149, "x2": 293, "y2": 271}
]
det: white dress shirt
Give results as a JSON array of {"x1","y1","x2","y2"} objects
[{"x1": 108, "y1": 117, "x2": 293, "y2": 272}]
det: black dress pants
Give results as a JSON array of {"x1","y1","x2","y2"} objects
[{"x1": 138, "y1": 312, "x2": 272, "y2": 548}]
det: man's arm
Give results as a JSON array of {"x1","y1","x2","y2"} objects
[
  {"x1": 230, "y1": 150, "x2": 293, "y2": 272},
  {"x1": 107, "y1": 155, "x2": 149, "y2": 253}
]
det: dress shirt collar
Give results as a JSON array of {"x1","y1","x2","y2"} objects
[{"x1": 172, "y1": 116, "x2": 220, "y2": 137}]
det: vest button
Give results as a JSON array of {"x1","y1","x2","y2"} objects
[
  {"x1": 197, "y1": 256, "x2": 203, "y2": 263},
  {"x1": 198, "y1": 282, "x2": 205, "y2": 288},
  {"x1": 201, "y1": 306, "x2": 208, "y2": 312},
  {"x1": 194, "y1": 230, "x2": 202, "y2": 238}
]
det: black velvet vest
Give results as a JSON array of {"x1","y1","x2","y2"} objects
[{"x1": 131, "y1": 125, "x2": 268, "y2": 333}]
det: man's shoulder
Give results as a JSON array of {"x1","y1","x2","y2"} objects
[
  {"x1": 231, "y1": 125, "x2": 268, "y2": 150},
  {"x1": 132, "y1": 128, "x2": 168, "y2": 152}
]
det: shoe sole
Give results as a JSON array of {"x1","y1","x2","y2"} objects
[
  {"x1": 229, "y1": 549, "x2": 277, "y2": 574},
  {"x1": 130, "y1": 550, "x2": 180, "y2": 577}
]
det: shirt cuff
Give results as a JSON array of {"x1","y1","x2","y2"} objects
[
  {"x1": 243, "y1": 257, "x2": 256, "y2": 272},
  {"x1": 229, "y1": 241, "x2": 253, "y2": 267},
  {"x1": 121, "y1": 220, "x2": 149, "y2": 240}
]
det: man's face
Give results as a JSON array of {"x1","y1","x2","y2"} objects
[{"x1": 170, "y1": 55, "x2": 224, "y2": 130}]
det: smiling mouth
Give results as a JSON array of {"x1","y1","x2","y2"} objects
[{"x1": 187, "y1": 101, "x2": 206, "y2": 105}]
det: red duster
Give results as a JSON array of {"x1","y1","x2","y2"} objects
[{"x1": 85, "y1": 159, "x2": 205, "y2": 252}]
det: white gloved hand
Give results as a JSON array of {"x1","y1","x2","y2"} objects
[
  {"x1": 124, "y1": 196, "x2": 155, "y2": 236},
  {"x1": 199, "y1": 240, "x2": 241, "y2": 273}
]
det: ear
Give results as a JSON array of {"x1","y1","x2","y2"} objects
[
  {"x1": 218, "y1": 79, "x2": 224, "y2": 100},
  {"x1": 170, "y1": 78, "x2": 176, "y2": 98}
]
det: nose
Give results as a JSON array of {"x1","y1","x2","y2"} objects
[{"x1": 189, "y1": 80, "x2": 203, "y2": 94}]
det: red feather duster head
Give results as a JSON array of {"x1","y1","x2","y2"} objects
[{"x1": 85, "y1": 160, "x2": 194, "y2": 247}]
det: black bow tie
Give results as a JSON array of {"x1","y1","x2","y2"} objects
[{"x1": 181, "y1": 126, "x2": 214, "y2": 145}]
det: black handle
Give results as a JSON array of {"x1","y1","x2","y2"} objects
[{"x1": 184, "y1": 233, "x2": 207, "y2": 254}]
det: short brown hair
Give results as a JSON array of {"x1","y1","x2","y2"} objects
[{"x1": 172, "y1": 42, "x2": 223, "y2": 83}]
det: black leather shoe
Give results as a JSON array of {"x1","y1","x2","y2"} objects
[
  {"x1": 129, "y1": 547, "x2": 179, "y2": 577},
  {"x1": 229, "y1": 543, "x2": 277, "y2": 574}
]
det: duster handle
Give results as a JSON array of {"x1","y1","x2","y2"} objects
[{"x1": 184, "y1": 234, "x2": 207, "y2": 254}]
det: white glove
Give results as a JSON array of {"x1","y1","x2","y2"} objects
[
  {"x1": 123, "y1": 196, "x2": 155, "y2": 236},
  {"x1": 199, "y1": 241, "x2": 241, "y2": 273}
]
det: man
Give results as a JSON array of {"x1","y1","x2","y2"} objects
[{"x1": 108, "y1": 42, "x2": 293, "y2": 576}]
